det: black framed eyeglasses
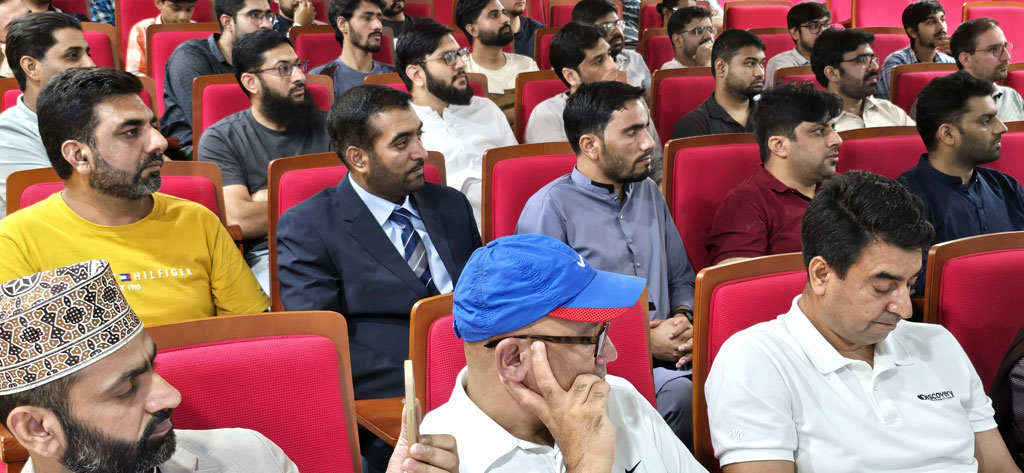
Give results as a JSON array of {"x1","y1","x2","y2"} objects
[
  {"x1": 253, "y1": 59, "x2": 309, "y2": 78},
  {"x1": 241, "y1": 9, "x2": 276, "y2": 25},
  {"x1": 419, "y1": 47, "x2": 470, "y2": 67},
  {"x1": 595, "y1": 19, "x2": 625, "y2": 35},
  {"x1": 840, "y1": 54, "x2": 878, "y2": 67},
  {"x1": 800, "y1": 20, "x2": 837, "y2": 34},
  {"x1": 483, "y1": 321, "x2": 611, "y2": 358},
  {"x1": 973, "y1": 42, "x2": 1013, "y2": 58},
  {"x1": 683, "y1": 25, "x2": 716, "y2": 36}
]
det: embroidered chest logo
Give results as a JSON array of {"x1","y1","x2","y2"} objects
[
  {"x1": 625, "y1": 460, "x2": 642, "y2": 473},
  {"x1": 917, "y1": 390, "x2": 955, "y2": 401}
]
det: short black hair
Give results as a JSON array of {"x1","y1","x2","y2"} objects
[
  {"x1": 667, "y1": 5, "x2": 711, "y2": 38},
  {"x1": 328, "y1": 0, "x2": 385, "y2": 46},
  {"x1": 6, "y1": 12, "x2": 81, "y2": 90},
  {"x1": 328, "y1": 84, "x2": 412, "y2": 165},
  {"x1": 0, "y1": 373, "x2": 77, "y2": 431},
  {"x1": 915, "y1": 70, "x2": 995, "y2": 151},
  {"x1": 395, "y1": 19, "x2": 452, "y2": 89},
  {"x1": 902, "y1": 0, "x2": 944, "y2": 45},
  {"x1": 232, "y1": 29, "x2": 292, "y2": 96},
  {"x1": 711, "y1": 28, "x2": 764, "y2": 67},
  {"x1": 950, "y1": 17, "x2": 1000, "y2": 69},
  {"x1": 753, "y1": 82, "x2": 841, "y2": 163},
  {"x1": 787, "y1": 1, "x2": 830, "y2": 30},
  {"x1": 214, "y1": 0, "x2": 248, "y2": 31},
  {"x1": 802, "y1": 170, "x2": 934, "y2": 278},
  {"x1": 550, "y1": 22, "x2": 605, "y2": 88},
  {"x1": 564, "y1": 80, "x2": 645, "y2": 155},
  {"x1": 161, "y1": 0, "x2": 199, "y2": 5},
  {"x1": 810, "y1": 28, "x2": 874, "y2": 87},
  {"x1": 36, "y1": 67, "x2": 144, "y2": 179},
  {"x1": 656, "y1": 0, "x2": 681, "y2": 19},
  {"x1": 571, "y1": 0, "x2": 617, "y2": 25},
  {"x1": 455, "y1": 0, "x2": 491, "y2": 37}
]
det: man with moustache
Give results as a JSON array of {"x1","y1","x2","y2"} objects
[
  {"x1": 877, "y1": 0, "x2": 954, "y2": 100},
  {"x1": 662, "y1": 5, "x2": 715, "y2": 70},
  {"x1": 764, "y1": 1, "x2": 830, "y2": 88},
  {"x1": 672, "y1": 28, "x2": 764, "y2": 139},
  {"x1": 272, "y1": 0, "x2": 318, "y2": 37},
  {"x1": 499, "y1": 0, "x2": 543, "y2": 58},
  {"x1": 312, "y1": 0, "x2": 392, "y2": 97},
  {"x1": 949, "y1": 18, "x2": 1024, "y2": 123},
  {"x1": 573, "y1": 0, "x2": 651, "y2": 88},
  {"x1": 0, "y1": 67, "x2": 269, "y2": 326},
  {"x1": 396, "y1": 19, "x2": 517, "y2": 225},
  {"x1": 457, "y1": 0, "x2": 538, "y2": 95},
  {"x1": 811, "y1": 28, "x2": 913, "y2": 133},
  {"x1": 899, "y1": 71, "x2": 1024, "y2": 295},
  {"x1": 517, "y1": 81, "x2": 698, "y2": 444},
  {"x1": 199, "y1": 30, "x2": 329, "y2": 293},
  {"x1": 380, "y1": 0, "x2": 417, "y2": 38}
]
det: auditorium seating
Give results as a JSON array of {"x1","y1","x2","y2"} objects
[
  {"x1": 146, "y1": 22, "x2": 220, "y2": 116},
  {"x1": 775, "y1": 65, "x2": 825, "y2": 89},
  {"x1": 82, "y1": 22, "x2": 120, "y2": 69},
  {"x1": 723, "y1": 1, "x2": 790, "y2": 30},
  {"x1": 639, "y1": 0, "x2": 663, "y2": 32},
  {"x1": 1003, "y1": 63, "x2": 1024, "y2": 100},
  {"x1": 53, "y1": 0, "x2": 89, "y2": 19},
  {"x1": 650, "y1": 67, "x2": 715, "y2": 142},
  {"x1": 404, "y1": 0, "x2": 433, "y2": 18},
  {"x1": 115, "y1": 0, "x2": 214, "y2": 63},
  {"x1": 836, "y1": 126, "x2": 925, "y2": 179},
  {"x1": 534, "y1": 26, "x2": 558, "y2": 70},
  {"x1": 851, "y1": 0, "x2": 911, "y2": 28},
  {"x1": 963, "y1": 1, "x2": 1024, "y2": 53},
  {"x1": 514, "y1": 69, "x2": 569, "y2": 141},
  {"x1": 0, "y1": 78, "x2": 20, "y2": 113},
  {"x1": 861, "y1": 27, "x2": 910, "y2": 66},
  {"x1": 289, "y1": 25, "x2": 395, "y2": 69},
  {"x1": 638, "y1": 27, "x2": 672, "y2": 72},
  {"x1": 749, "y1": 27, "x2": 793, "y2": 64},
  {"x1": 480, "y1": 142, "x2": 576, "y2": 242},
  {"x1": 889, "y1": 62, "x2": 957, "y2": 112}
]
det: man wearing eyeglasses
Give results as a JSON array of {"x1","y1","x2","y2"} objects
[
  {"x1": 312, "y1": 0, "x2": 393, "y2": 98},
  {"x1": 420, "y1": 233, "x2": 708, "y2": 473},
  {"x1": 810, "y1": 28, "x2": 913, "y2": 133},
  {"x1": 763, "y1": 1, "x2": 830, "y2": 89},
  {"x1": 877, "y1": 0, "x2": 954, "y2": 100},
  {"x1": 662, "y1": 5, "x2": 715, "y2": 70},
  {"x1": 572, "y1": 0, "x2": 651, "y2": 89},
  {"x1": 949, "y1": 18, "x2": 1024, "y2": 123},
  {"x1": 161, "y1": 0, "x2": 275, "y2": 159},
  {"x1": 198, "y1": 29, "x2": 329, "y2": 293}
]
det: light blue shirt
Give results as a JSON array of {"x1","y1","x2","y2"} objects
[
  {"x1": 877, "y1": 45, "x2": 955, "y2": 100},
  {"x1": 0, "y1": 95, "x2": 50, "y2": 219},
  {"x1": 349, "y1": 176, "x2": 454, "y2": 293}
]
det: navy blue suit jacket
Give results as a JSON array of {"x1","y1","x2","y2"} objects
[{"x1": 276, "y1": 176, "x2": 482, "y2": 399}]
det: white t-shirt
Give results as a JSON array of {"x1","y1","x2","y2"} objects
[
  {"x1": 616, "y1": 49, "x2": 652, "y2": 89},
  {"x1": 706, "y1": 296, "x2": 997, "y2": 473},
  {"x1": 422, "y1": 368, "x2": 708, "y2": 473},
  {"x1": 466, "y1": 52, "x2": 539, "y2": 94},
  {"x1": 660, "y1": 58, "x2": 686, "y2": 70}
]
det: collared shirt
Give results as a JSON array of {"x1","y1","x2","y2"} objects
[
  {"x1": 421, "y1": 368, "x2": 708, "y2": 473},
  {"x1": 765, "y1": 47, "x2": 809, "y2": 89},
  {"x1": 833, "y1": 96, "x2": 915, "y2": 133},
  {"x1": 516, "y1": 167, "x2": 695, "y2": 318},
  {"x1": 161, "y1": 34, "x2": 235, "y2": 147},
  {"x1": 514, "y1": 16, "x2": 544, "y2": 58},
  {"x1": 348, "y1": 176, "x2": 454, "y2": 293},
  {"x1": 311, "y1": 58, "x2": 393, "y2": 97},
  {"x1": 706, "y1": 166, "x2": 811, "y2": 264},
  {"x1": 524, "y1": 91, "x2": 664, "y2": 182},
  {"x1": 0, "y1": 95, "x2": 48, "y2": 219},
  {"x1": 707, "y1": 295, "x2": 996, "y2": 472},
  {"x1": 273, "y1": 14, "x2": 293, "y2": 37},
  {"x1": 898, "y1": 154, "x2": 1024, "y2": 293},
  {"x1": 660, "y1": 58, "x2": 686, "y2": 70},
  {"x1": 465, "y1": 52, "x2": 539, "y2": 94},
  {"x1": 994, "y1": 85, "x2": 1024, "y2": 123},
  {"x1": 878, "y1": 45, "x2": 955, "y2": 100},
  {"x1": 126, "y1": 16, "x2": 161, "y2": 74},
  {"x1": 672, "y1": 92, "x2": 756, "y2": 139},
  {"x1": 616, "y1": 49, "x2": 651, "y2": 89}
]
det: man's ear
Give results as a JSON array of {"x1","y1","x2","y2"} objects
[
  {"x1": 768, "y1": 134, "x2": 787, "y2": 159},
  {"x1": 713, "y1": 57, "x2": 728, "y2": 79},
  {"x1": 494, "y1": 338, "x2": 529, "y2": 383},
  {"x1": 337, "y1": 16, "x2": 349, "y2": 38},
  {"x1": 670, "y1": 33, "x2": 684, "y2": 50},
  {"x1": 807, "y1": 255, "x2": 831, "y2": 296},
  {"x1": 61, "y1": 140, "x2": 92, "y2": 177},
  {"x1": 578, "y1": 133, "x2": 602, "y2": 163},
  {"x1": 406, "y1": 63, "x2": 426, "y2": 89},
  {"x1": 465, "y1": 23, "x2": 479, "y2": 39},
  {"x1": 219, "y1": 13, "x2": 234, "y2": 33},
  {"x1": 906, "y1": 26, "x2": 919, "y2": 41},
  {"x1": 937, "y1": 122, "x2": 958, "y2": 149},
  {"x1": 824, "y1": 64, "x2": 840, "y2": 84},
  {"x1": 958, "y1": 51, "x2": 972, "y2": 71},
  {"x1": 240, "y1": 71, "x2": 260, "y2": 96},
  {"x1": 345, "y1": 145, "x2": 369, "y2": 172},
  {"x1": 7, "y1": 406, "x2": 65, "y2": 460},
  {"x1": 788, "y1": 26, "x2": 800, "y2": 43},
  {"x1": 562, "y1": 67, "x2": 582, "y2": 89},
  {"x1": 19, "y1": 56, "x2": 41, "y2": 83}
]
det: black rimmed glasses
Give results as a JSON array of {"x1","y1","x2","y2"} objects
[
  {"x1": 683, "y1": 25, "x2": 716, "y2": 36},
  {"x1": 974, "y1": 42, "x2": 1014, "y2": 58},
  {"x1": 253, "y1": 59, "x2": 309, "y2": 78},
  {"x1": 801, "y1": 20, "x2": 838, "y2": 34},
  {"x1": 420, "y1": 47, "x2": 470, "y2": 67},
  {"x1": 483, "y1": 321, "x2": 611, "y2": 358},
  {"x1": 241, "y1": 9, "x2": 276, "y2": 25}
]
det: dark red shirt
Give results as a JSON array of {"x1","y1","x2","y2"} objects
[{"x1": 707, "y1": 166, "x2": 813, "y2": 264}]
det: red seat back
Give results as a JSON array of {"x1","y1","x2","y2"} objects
[
  {"x1": 52, "y1": 0, "x2": 88, "y2": 18},
  {"x1": 851, "y1": 0, "x2": 911, "y2": 28},
  {"x1": 836, "y1": 127, "x2": 924, "y2": 179},
  {"x1": 485, "y1": 152, "x2": 577, "y2": 241},
  {"x1": 2, "y1": 89, "x2": 21, "y2": 112},
  {"x1": 964, "y1": 3, "x2": 1024, "y2": 53},
  {"x1": 424, "y1": 314, "x2": 466, "y2": 412},
  {"x1": 987, "y1": 125, "x2": 1024, "y2": 184},
  {"x1": 1003, "y1": 65, "x2": 1024, "y2": 99},
  {"x1": 293, "y1": 30, "x2": 341, "y2": 69},
  {"x1": 651, "y1": 69, "x2": 715, "y2": 144},
  {"x1": 435, "y1": 0, "x2": 454, "y2": 27},
  {"x1": 753, "y1": 30, "x2": 794, "y2": 64},
  {"x1": 117, "y1": 0, "x2": 214, "y2": 62},
  {"x1": 642, "y1": 33, "x2": 674, "y2": 72},
  {"x1": 18, "y1": 176, "x2": 223, "y2": 216},
  {"x1": 535, "y1": 27, "x2": 556, "y2": 70},
  {"x1": 707, "y1": 270, "x2": 805, "y2": 364},
  {"x1": 276, "y1": 164, "x2": 442, "y2": 216},
  {"x1": 640, "y1": 2, "x2": 663, "y2": 31},
  {"x1": 19, "y1": 182, "x2": 65, "y2": 210},
  {"x1": 777, "y1": 67, "x2": 825, "y2": 89},
  {"x1": 83, "y1": 26, "x2": 118, "y2": 68},
  {"x1": 869, "y1": 32, "x2": 911, "y2": 65},
  {"x1": 515, "y1": 73, "x2": 568, "y2": 141},
  {"x1": 149, "y1": 25, "x2": 218, "y2": 116},
  {"x1": 724, "y1": 3, "x2": 789, "y2": 29},
  {"x1": 832, "y1": 0, "x2": 852, "y2": 24},
  {"x1": 890, "y1": 64, "x2": 956, "y2": 112},
  {"x1": 404, "y1": 0, "x2": 432, "y2": 18},
  {"x1": 549, "y1": 3, "x2": 575, "y2": 27},
  {"x1": 527, "y1": 0, "x2": 546, "y2": 24}
]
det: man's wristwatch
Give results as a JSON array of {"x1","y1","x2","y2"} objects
[{"x1": 673, "y1": 307, "x2": 694, "y2": 323}]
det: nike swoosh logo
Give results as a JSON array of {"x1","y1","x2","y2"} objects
[
  {"x1": 577, "y1": 254, "x2": 586, "y2": 267},
  {"x1": 626, "y1": 460, "x2": 641, "y2": 473}
]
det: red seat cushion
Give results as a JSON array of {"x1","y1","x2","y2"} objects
[
  {"x1": 643, "y1": 34, "x2": 673, "y2": 72},
  {"x1": 83, "y1": 29, "x2": 116, "y2": 68},
  {"x1": 640, "y1": 3, "x2": 663, "y2": 31},
  {"x1": 725, "y1": 4, "x2": 789, "y2": 30},
  {"x1": 1003, "y1": 68, "x2": 1024, "y2": 100},
  {"x1": 852, "y1": 0, "x2": 907, "y2": 27},
  {"x1": 18, "y1": 176, "x2": 222, "y2": 215},
  {"x1": 965, "y1": 5, "x2": 1024, "y2": 55},
  {"x1": 707, "y1": 270, "x2": 806, "y2": 364},
  {"x1": 425, "y1": 315, "x2": 466, "y2": 412},
  {"x1": 488, "y1": 154, "x2": 577, "y2": 240},
  {"x1": 653, "y1": 74, "x2": 715, "y2": 145},
  {"x1": 759, "y1": 33, "x2": 795, "y2": 66},
  {"x1": 151, "y1": 29, "x2": 215, "y2": 115},
  {"x1": 294, "y1": 32, "x2": 342, "y2": 69},
  {"x1": 19, "y1": 182, "x2": 65, "y2": 210},
  {"x1": 404, "y1": 0, "x2": 431, "y2": 18},
  {"x1": 156, "y1": 335, "x2": 354, "y2": 473},
  {"x1": 606, "y1": 300, "x2": 657, "y2": 407},
  {"x1": 2, "y1": 89, "x2": 22, "y2": 111},
  {"x1": 891, "y1": 69, "x2": 955, "y2": 112},
  {"x1": 517, "y1": 78, "x2": 568, "y2": 140},
  {"x1": 871, "y1": 33, "x2": 910, "y2": 67},
  {"x1": 987, "y1": 130, "x2": 1024, "y2": 184},
  {"x1": 536, "y1": 30, "x2": 555, "y2": 70},
  {"x1": 836, "y1": 132, "x2": 925, "y2": 179},
  {"x1": 52, "y1": 0, "x2": 88, "y2": 18},
  {"x1": 277, "y1": 164, "x2": 441, "y2": 216},
  {"x1": 198, "y1": 82, "x2": 332, "y2": 140}
]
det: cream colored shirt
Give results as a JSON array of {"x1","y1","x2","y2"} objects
[
  {"x1": 833, "y1": 96, "x2": 915, "y2": 133},
  {"x1": 465, "y1": 52, "x2": 539, "y2": 94}
]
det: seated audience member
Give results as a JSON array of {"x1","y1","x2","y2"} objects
[
  {"x1": 764, "y1": 1, "x2": 830, "y2": 89},
  {"x1": 877, "y1": 0, "x2": 954, "y2": 100},
  {"x1": 659, "y1": 0, "x2": 723, "y2": 30},
  {"x1": 199, "y1": 30, "x2": 329, "y2": 294},
  {"x1": 0, "y1": 13, "x2": 93, "y2": 219},
  {"x1": 272, "y1": 0, "x2": 321, "y2": 37},
  {"x1": 0, "y1": 260, "x2": 458, "y2": 473},
  {"x1": 421, "y1": 234, "x2": 708, "y2": 473},
  {"x1": 517, "y1": 81, "x2": 697, "y2": 443},
  {"x1": 396, "y1": 19, "x2": 517, "y2": 224},
  {"x1": 949, "y1": 18, "x2": 1024, "y2": 123},
  {"x1": 125, "y1": 0, "x2": 198, "y2": 74},
  {"x1": 88, "y1": 0, "x2": 112, "y2": 24},
  {"x1": 161, "y1": 0, "x2": 274, "y2": 159},
  {"x1": 381, "y1": 0, "x2": 418, "y2": 38},
  {"x1": 500, "y1": 0, "x2": 543, "y2": 58},
  {"x1": 276, "y1": 84, "x2": 480, "y2": 470},
  {"x1": 811, "y1": 28, "x2": 914, "y2": 132},
  {"x1": 0, "y1": 0, "x2": 29, "y2": 79},
  {"x1": 672, "y1": 28, "x2": 763, "y2": 139},
  {"x1": 525, "y1": 22, "x2": 663, "y2": 181},
  {"x1": 457, "y1": 0, "x2": 538, "y2": 95},
  {"x1": 992, "y1": 326, "x2": 1024, "y2": 468},
  {"x1": 899, "y1": 71, "x2": 1024, "y2": 294},
  {"x1": 0, "y1": 67, "x2": 269, "y2": 325},
  {"x1": 573, "y1": 0, "x2": 650, "y2": 88},
  {"x1": 707, "y1": 83, "x2": 841, "y2": 265},
  {"x1": 662, "y1": 5, "x2": 714, "y2": 70},
  {"x1": 311, "y1": 0, "x2": 392, "y2": 97},
  {"x1": 707, "y1": 170, "x2": 1021, "y2": 472}
]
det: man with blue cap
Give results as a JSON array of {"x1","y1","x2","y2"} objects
[{"x1": 419, "y1": 233, "x2": 707, "y2": 473}]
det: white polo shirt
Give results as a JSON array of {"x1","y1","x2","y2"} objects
[
  {"x1": 706, "y1": 296, "x2": 996, "y2": 473},
  {"x1": 422, "y1": 368, "x2": 708, "y2": 473}
]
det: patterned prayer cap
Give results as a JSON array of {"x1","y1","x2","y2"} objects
[{"x1": 0, "y1": 260, "x2": 143, "y2": 395}]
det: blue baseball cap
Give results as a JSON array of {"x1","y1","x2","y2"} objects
[{"x1": 452, "y1": 233, "x2": 646, "y2": 342}]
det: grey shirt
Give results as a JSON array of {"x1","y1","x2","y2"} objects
[
  {"x1": 516, "y1": 167, "x2": 695, "y2": 318},
  {"x1": 310, "y1": 58, "x2": 393, "y2": 98},
  {"x1": 161, "y1": 34, "x2": 235, "y2": 148},
  {"x1": 0, "y1": 96, "x2": 48, "y2": 219}
]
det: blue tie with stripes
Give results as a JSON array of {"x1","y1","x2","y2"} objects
[{"x1": 390, "y1": 208, "x2": 434, "y2": 290}]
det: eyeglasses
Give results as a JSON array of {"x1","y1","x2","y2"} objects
[
  {"x1": 252, "y1": 59, "x2": 309, "y2": 77},
  {"x1": 241, "y1": 9, "x2": 276, "y2": 25},
  {"x1": 483, "y1": 321, "x2": 611, "y2": 359},
  {"x1": 683, "y1": 25, "x2": 716, "y2": 36},
  {"x1": 595, "y1": 19, "x2": 625, "y2": 35},
  {"x1": 801, "y1": 20, "x2": 839, "y2": 34},
  {"x1": 841, "y1": 54, "x2": 879, "y2": 67},
  {"x1": 419, "y1": 47, "x2": 470, "y2": 67},
  {"x1": 973, "y1": 42, "x2": 1014, "y2": 58}
]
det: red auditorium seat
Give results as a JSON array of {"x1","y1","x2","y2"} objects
[
  {"x1": 527, "y1": 0, "x2": 546, "y2": 24},
  {"x1": 924, "y1": 231, "x2": 1024, "y2": 392},
  {"x1": 52, "y1": 0, "x2": 89, "y2": 18},
  {"x1": 82, "y1": 22, "x2": 120, "y2": 69},
  {"x1": 640, "y1": 0, "x2": 663, "y2": 31},
  {"x1": 837, "y1": 126, "x2": 924, "y2": 179},
  {"x1": 146, "y1": 22, "x2": 220, "y2": 116},
  {"x1": 651, "y1": 67, "x2": 715, "y2": 142},
  {"x1": 723, "y1": 1, "x2": 790, "y2": 30},
  {"x1": 514, "y1": 70, "x2": 568, "y2": 141},
  {"x1": 862, "y1": 27, "x2": 910, "y2": 65},
  {"x1": 534, "y1": 26, "x2": 558, "y2": 70},
  {"x1": 290, "y1": 25, "x2": 394, "y2": 68},
  {"x1": 889, "y1": 62, "x2": 956, "y2": 113},
  {"x1": 0, "y1": 78, "x2": 20, "y2": 112},
  {"x1": 663, "y1": 134, "x2": 762, "y2": 272},
  {"x1": 148, "y1": 311, "x2": 362, "y2": 473},
  {"x1": 404, "y1": 0, "x2": 433, "y2": 18},
  {"x1": 191, "y1": 73, "x2": 333, "y2": 160},
  {"x1": 481, "y1": 142, "x2": 576, "y2": 242},
  {"x1": 638, "y1": 27, "x2": 672, "y2": 72},
  {"x1": 116, "y1": 0, "x2": 214, "y2": 63},
  {"x1": 750, "y1": 27, "x2": 793, "y2": 65},
  {"x1": 851, "y1": 0, "x2": 911, "y2": 28},
  {"x1": 691, "y1": 252, "x2": 807, "y2": 471},
  {"x1": 775, "y1": 65, "x2": 825, "y2": 89},
  {"x1": 1003, "y1": 63, "x2": 1024, "y2": 100},
  {"x1": 362, "y1": 71, "x2": 488, "y2": 97},
  {"x1": 988, "y1": 122, "x2": 1024, "y2": 183},
  {"x1": 436, "y1": 0, "x2": 454, "y2": 27},
  {"x1": 963, "y1": 2, "x2": 1024, "y2": 56}
]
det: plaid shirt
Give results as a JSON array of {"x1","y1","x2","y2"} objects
[
  {"x1": 125, "y1": 16, "x2": 160, "y2": 74},
  {"x1": 877, "y1": 45, "x2": 955, "y2": 100},
  {"x1": 88, "y1": 0, "x2": 113, "y2": 24}
]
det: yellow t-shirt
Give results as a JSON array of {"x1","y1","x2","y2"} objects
[{"x1": 0, "y1": 192, "x2": 269, "y2": 325}]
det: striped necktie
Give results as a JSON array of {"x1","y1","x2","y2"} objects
[{"x1": 390, "y1": 208, "x2": 434, "y2": 290}]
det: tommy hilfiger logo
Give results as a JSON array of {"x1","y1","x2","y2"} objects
[{"x1": 917, "y1": 390, "x2": 955, "y2": 401}]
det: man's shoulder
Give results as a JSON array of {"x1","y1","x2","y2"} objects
[
  {"x1": 170, "y1": 35, "x2": 215, "y2": 59},
  {"x1": 205, "y1": 109, "x2": 253, "y2": 133},
  {"x1": 155, "y1": 193, "x2": 224, "y2": 224},
  {"x1": 719, "y1": 172, "x2": 771, "y2": 207},
  {"x1": 171, "y1": 428, "x2": 294, "y2": 469},
  {"x1": 523, "y1": 173, "x2": 576, "y2": 206},
  {"x1": 0, "y1": 101, "x2": 35, "y2": 133},
  {"x1": 309, "y1": 59, "x2": 340, "y2": 75},
  {"x1": 977, "y1": 164, "x2": 1024, "y2": 190},
  {"x1": 882, "y1": 47, "x2": 911, "y2": 67},
  {"x1": 506, "y1": 52, "x2": 538, "y2": 70},
  {"x1": 282, "y1": 183, "x2": 345, "y2": 223}
]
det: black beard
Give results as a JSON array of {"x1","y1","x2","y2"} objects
[
  {"x1": 59, "y1": 408, "x2": 176, "y2": 473},
  {"x1": 259, "y1": 83, "x2": 317, "y2": 132},
  {"x1": 425, "y1": 69, "x2": 473, "y2": 106},
  {"x1": 89, "y1": 148, "x2": 162, "y2": 200},
  {"x1": 479, "y1": 26, "x2": 514, "y2": 47},
  {"x1": 383, "y1": 0, "x2": 404, "y2": 16}
]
